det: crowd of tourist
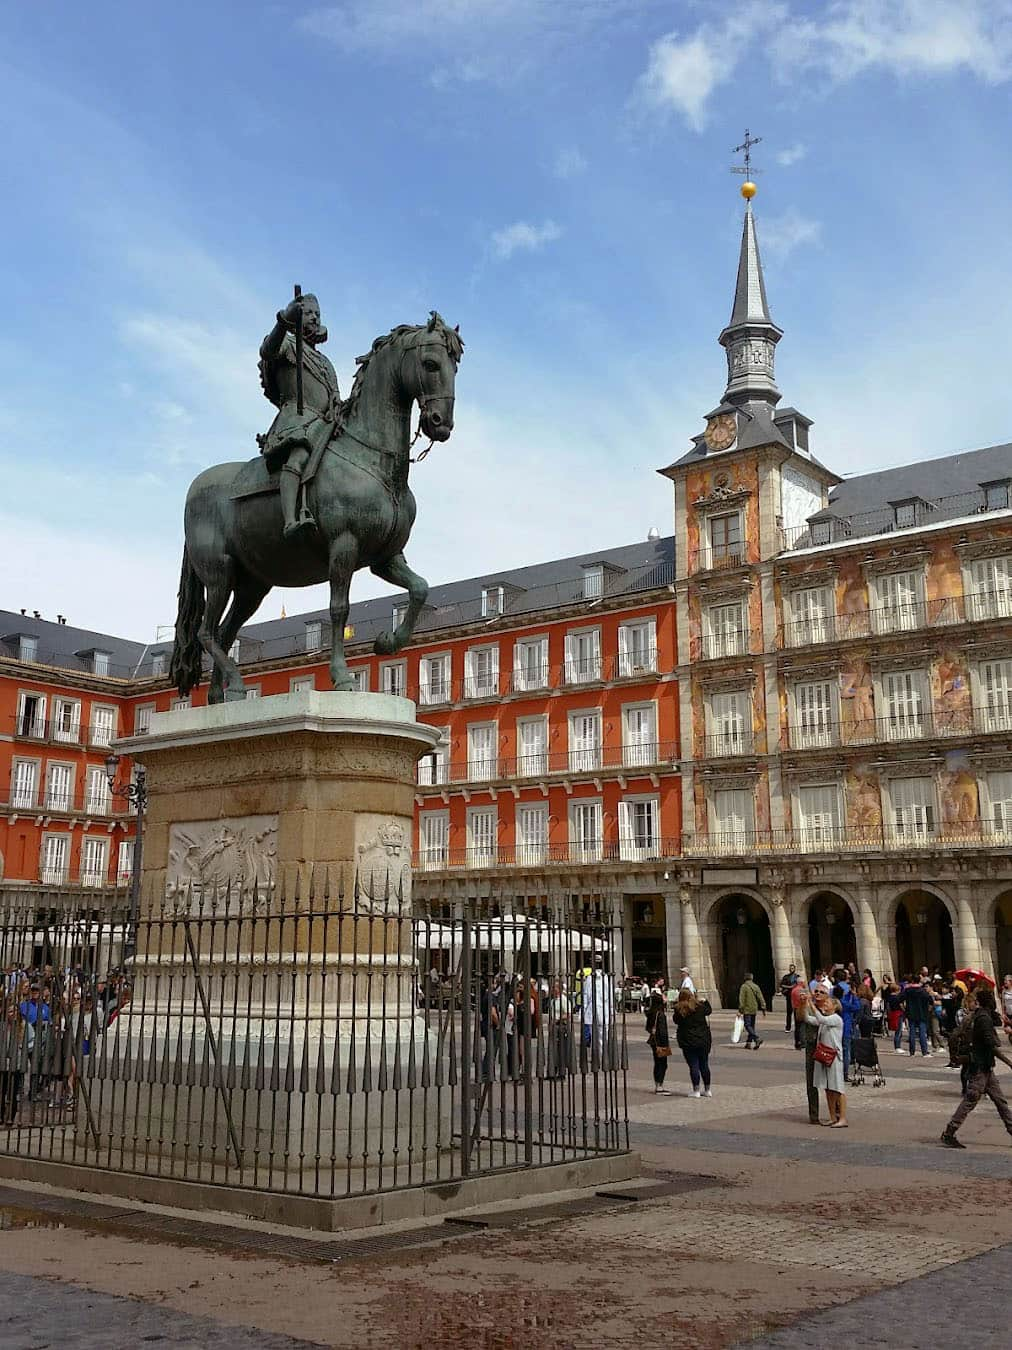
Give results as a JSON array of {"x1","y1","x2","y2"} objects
[{"x1": 0, "y1": 963, "x2": 131, "y2": 1125}]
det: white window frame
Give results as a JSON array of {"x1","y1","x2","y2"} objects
[
  {"x1": 117, "y1": 838, "x2": 135, "y2": 884},
  {"x1": 304, "y1": 620, "x2": 323, "y2": 652},
  {"x1": 349, "y1": 666, "x2": 369, "y2": 692},
  {"x1": 80, "y1": 835, "x2": 109, "y2": 887},
  {"x1": 45, "y1": 761, "x2": 75, "y2": 813},
  {"x1": 790, "y1": 678, "x2": 838, "y2": 750},
  {"x1": 564, "y1": 626, "x2": 602, "y2": 685},
  {"x1": 134, "y1": 702, "x2": 156, "y2": 735},
  {"x1": 392, "y1": 602, "x2": 408, "y2": 630},
  {"x1": 963, "y1": 554, "x2": 1012, "y2": 622},
  {"x1": 418, "y1": 651, "x2": 452, "y2": 706},
  {"x1": 708, "y1": 785, "x2": 755, "y2": 852},
  {"x1": 516, "y1": 715, "x2": 549, "y2": 776},
  {"x1": 16, "y1": 690, "x2": 47, "y2": 739},
  {"x1": 617, "y1": 618, "x2": 657, "y2": 677},
  {"x1": 568, "y1": 708, "x2": 602, "y2": 772},
  {"x1": 466, "y1": 721, "x2": 498, "y2": 781},
  {"x1": 618, "y1": 794, "x2": 661, "y2": 861},
  {"x1": 568, "y1": 798, "x2": 603, "y2": 863},
  {"x1": 622, "y1": 701, "x2": 659, "y2": 767},
  {"x1": 980, "y1": 770, "x2": 1012, "y2": 839},
  {"x1": 419, "y1": 810, "x2": 450, "y2": 871},
  {"x1": 875, "y1": 667, "x2": 929, "y2": 742},
  {"x1": 885, "y1": 774, "x2": 937, "y2": 845},
  {"x1": 516, "y1": 802, "x2": 549, "y2": 865},
  {"x1": 90, "y1": 703, "x2": 117, "y2": 747},
  {"x1": 795, "y1": 781, "x2": 844, "y2": 851},
  {"x1": 481, "y1": 586, "x2": 504, "y2": 618},
  {"x1": 983, "y1": 481, "x2": 1010, "y2": 512},
  {"x1": 10, "y1": 758, "x2": 40, "y2": 811},
  {"x1": 85, "y1": 765, "x2": 111, "y2": 816},
  {"x1": 171, "y1": 696, "x2": 191, "y2": 711},
  {"x1": 289, "y1": 675, "x2": 315, "y2": 693},
  {"x1": 92, "y1": 651, "x2": 111, "y2": 676},
  {"x1": 582, "y1": 564, "x2": 604, "y2": 600},
  {"x1": 464, "y1": 644, "x2": 500, "y2": 700},
  {"x1": 972, "y1": 658, "x2": 1012, "y2": 733},
  {"x1": 705, "y1": 689, "x2": 750, "y2": 756},
  {"x1": 703, "y1": 601, "x2": 746, "y2": 659},
  {"x1": 380, "y1": 660, "x2": 406, "y2": 697},
  {"x1": 18, "y1": 635, "x2": 39, "y2": 664},
  {"x1": 513, "y1": 635, "x2": 549, "y2": 692},
  {"x1": 150, "y1": 651, "x2": 167, "y2": 677},
  {"x1": 417, "y1": 728, "x2": 450, "y2": 787},
  {"x1": 40, "y1": 833, "x2": 70, "y2": 885},
  {"x1": 870, "y1": 568, "x2": 924, "y2": 635},
  {"x1": 52, "y1": 697, "x2": 81, "y2": 744},
  {"x1": 702, "y1": 510, "x2": 744, "y2": 570},
  {"x1": 244, "y1": 685, "x2": 261, "y2": 700},
  {"x1": 466, "y1": 805, "x2": 498, "y2": 868},
  {"x1": 788, "y1": 585, "x2": 833, "y2": 647}
]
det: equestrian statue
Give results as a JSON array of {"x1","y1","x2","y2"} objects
[{"x1": 169, "y1": 290, "x2": 463, "y2": 702}]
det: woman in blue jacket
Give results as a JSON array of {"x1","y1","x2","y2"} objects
[{"x1": 836, "y1": 983, "x2": 862, "y2": 1082}]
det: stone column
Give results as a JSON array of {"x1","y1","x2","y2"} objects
[
  {"x1": 854, "y1": 884, "x2": 883, "y2": 978},
  {"x1": 767, "y1": 874, "x2": 794, "y2": 989},
  {"x1": 663, "y1": 892, "x2": 681, "y2": 986},
  {"x1": 953, "y1": 883, "x2": 983, "y2": 970}
]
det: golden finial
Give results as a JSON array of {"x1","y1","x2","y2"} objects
[{"x1": 731, "y1": 129, "x2": 762, "y2": 203}]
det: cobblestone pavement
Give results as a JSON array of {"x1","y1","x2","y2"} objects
[
  {"x1": 735, "y1": 1242, "x2": 1012, "y2": 1348},
  {"x1": 0, "y1": 1017, "x2": 1009, "y2": 1347},
  {"x1": 0, "y1": 1269, "x2": 316, "y2": 1350}
]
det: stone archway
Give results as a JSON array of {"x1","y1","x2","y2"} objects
[
  {"x1": 713, "y1": 893, "x2": 774, "y2": 1009},
  {"x1": 805, "y1": 891, "x2": 857, "y2": 975},
  {"x1": 894, "y1": 890, "x2": 955, "y2": 977},
  {"x1": 995, "y1": 892, "x2": 1012, "y2": 980}
]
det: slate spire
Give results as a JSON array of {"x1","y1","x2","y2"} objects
[{"x1": 718, "y1": 203, "x2": 783, "y2": 407}]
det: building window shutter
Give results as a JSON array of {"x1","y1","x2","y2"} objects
[
  {"x1": 884, "y1": 670, "x2": 925, "y2": 739},
  {"x1": 12, "y1": 761, "x2": 38, "y2": 809},
  {"x1": 517, "y1": 805, "x2": 548, "y2": 863},
  {"x1": 877, "y1": 570, "x2": 919, "y2": 631},
  {"x1": 623, "y1": 705, "x2": 657, "y2": 766},
  {"x1": 980, "y1": 660, "x2": 1012, "y2": 731},
  {"x1": 799, "y1": 784, "x2": 841, "y2": 848},
  {"x1": 47, "y1": 764, "x2": 72, "y2": 811},
  {"x1": 890, "y1": 776, "x2": 935, "y2": 839},
  {"x1": 617, "y1": 800, "x2": 632, "y2": 860},
  {"x1": 92, "y1": 707, "x2": 118, "y2": 748},
  {"x1": 795, "y1": 681, "x2": 833, "y2": 748},
  {"x1": 117, "y1": 839, "x2": 135, "y2": 881},
  {"x1": 41, "y1": 835, "x2": 69, "y2": 883},
  {"x1": 571, "y1": 713, "x2": 601, "y2": 771},
  {"x1": 85, "y1": 766, "x2": 110, "y2": 815}
]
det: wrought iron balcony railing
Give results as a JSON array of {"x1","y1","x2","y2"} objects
[
  {"x1": 783, "y1": 704, "x2": 1012, "y2": 752},
  {"x1": 702, "y1": 731, "x2": 755, "y2": 758},
  {"x1": 699, "y1": 630, "x2": 751, "y2": 661},
  {"x1": 416, "y1": 739, "x2": 679, "y2": 789},
  {"x1": 778, "y1": 487, "x2": 1012, "y2": 552}
]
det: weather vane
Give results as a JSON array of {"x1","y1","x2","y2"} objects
[{"x1": 731, "y1": 128, "x2": 761, "y2": 202}]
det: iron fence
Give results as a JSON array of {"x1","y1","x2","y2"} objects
[{"x1": 0, "y1": 878, "x2": 628, "y2": 1201}]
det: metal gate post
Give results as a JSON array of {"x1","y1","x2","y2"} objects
[
  {"x1": 459, "y1": 914, "x2": 472, "y2": 1177},
  {"x1": 521, "y1": 928, "x2": 533, "y2": 1166}
]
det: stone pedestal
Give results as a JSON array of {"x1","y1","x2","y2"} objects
[{"x1": 93, "y1": 692, "x2": 446, "y2": 1184}]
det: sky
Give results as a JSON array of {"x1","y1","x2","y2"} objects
[{"x1": 2, "y1": 0, "x2": 1012, "y2": 641}]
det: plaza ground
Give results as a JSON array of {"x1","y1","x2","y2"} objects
[{"x1": 0, "y1": 1010, "x2": 1010, "y2": 1349}]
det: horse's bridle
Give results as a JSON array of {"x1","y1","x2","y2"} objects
[{"x1": 400, "y1": 338, "x2": 456, "y2": 461}]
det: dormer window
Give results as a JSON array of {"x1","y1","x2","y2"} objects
[
  {"x1": 891, "y1": 498, "x2": 925, "y2": 530},
  {"x1": 582, "y1": 564, "x2": 604, "y2": 600},
  {"x1": 482, "y1": 586, "x2": 504, "y2": 618},
  {"x1": 810, "y1": 520, "x2": 832, "y2": 546},
  {"x1": 150, "y1": 651, "x2": 166, "y2": 677},
  {"x1": 92, "y1": 651, "x2": 111, "y2": 676},
  {"x1": 392, "y1": 602, "x2": 407, "y2": 629},
  {"x1": 983, "y1": 480, "x2": 1011, "y2": 512},
  {"x1": 304, "y1": 619, "x2": 323, "y2": 651},
  {"x1": 18, "y1": 635, "x2": 38, "y2": 663}
]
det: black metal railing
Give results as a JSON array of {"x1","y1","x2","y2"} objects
[
  {"x1": 415, "y1": 838, "x2": 681, "y2": 871},
  {"x1": 702, "y1": 731, "x2": 755, "y2": 758},
  {"x1": 782, "y1": 705, "x2": 1012, "y2": 751},
  {"x1": 778, "y1": 487, "x2": 1012, "y2": 552},
  {"x1": 680, "y1": 821, "x2": 1012, "y2": 857},
  {"x1": 417, "y1": 739, "x2": 678, "y2": 789},
  {"x1": 779, "y1": 591, "x2": 1012, "y2": 649},
  {"x1": 0, "y1": 877, "x2": 628, "y2": 1198},
  {"x1": 699, "y1": 631, "x2": 753, "y2": 661}
]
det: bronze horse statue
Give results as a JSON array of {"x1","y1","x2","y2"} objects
[{"x1": 169, "y1": 313, "x2": 463, "y2": 702}]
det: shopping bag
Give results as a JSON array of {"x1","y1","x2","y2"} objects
[{"x1": 731, "y1": 1015, "x2": 744, "y2": 1044}]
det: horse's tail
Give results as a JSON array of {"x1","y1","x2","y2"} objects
[{"x1": 168, "y1": 547, "x2": 205, "y2": 695}]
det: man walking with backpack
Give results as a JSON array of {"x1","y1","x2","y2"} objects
[{"x1": 941, "y1": 988, "x2": 1012, "y2": 1148}]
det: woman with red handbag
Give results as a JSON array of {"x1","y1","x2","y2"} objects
[{"x1": 805, "y1": 991, "x2": 848, "y2": 1127}]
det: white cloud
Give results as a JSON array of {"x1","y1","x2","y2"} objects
[
  {"x1": 553, "y1": 147, "x2": 588, "y2": 179},
  {"x1": 490, "y1": 219, "x2": 562, "y2": 260},
  {"x1": 637, "y1": 1, "x2": 1012, "y2": 130},
  {"x1": 776, "y1": 143, "x2": 807, "y2": 167},
  {"x1": 758, "y1": 209, "x2": 822, "y2": 260}
]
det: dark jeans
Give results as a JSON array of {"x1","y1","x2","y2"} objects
[
  {"x1": 682, "y1": 1046, "x2": 711, "y2": 1089},
  {"x1": 804, "y1": 1026, "x2": 819, "y2": 1121},
  {"x1": 908, "y1": 1019, "x2": 929, "y2": 1056},
  {"x1": 947, "y1": 1068, "x2": 1012, "y2": 1135},
  {"x1": 652, "y1": 1050, "x2": 668, "y2": 1087},
  {"x1": 784, "y1": 999, "x2": 794, "y2": 1032},
  {"x1": 743, "y1": 1013, "x2": 760, "y2": 1045}
]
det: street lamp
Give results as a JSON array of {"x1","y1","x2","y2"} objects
[{"x1": 105, "y1": 753, "x2": 147, "y2": 952}]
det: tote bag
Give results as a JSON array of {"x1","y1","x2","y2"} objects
[{"x1": 731, "y1": 1015, "x2": 744, "y2": 1044}]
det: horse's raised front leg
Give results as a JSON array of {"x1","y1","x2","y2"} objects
[
  {"x1": 198, "y1": 564, "x2": 246, "y2": 703},
  {"x1": 371, "y1": 552, "x2": 429, "y2": 655},
  {"x1": 328, "y1": 533, "x2": 358, "y2": 691}
]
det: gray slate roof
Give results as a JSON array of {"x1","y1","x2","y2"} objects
[
  {"x1": 0, "y1": 612, "x2": 149, "y2": 681},
  {"x1": 816, "y1": 441, "x2": 1012, "y2": 520}
]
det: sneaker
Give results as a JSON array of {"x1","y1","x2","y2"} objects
[
  {"x1": 703, "y1": 1088, "x2": 713, "y2": 1098},
  {"x1": 691, "y1": 1089, "x2": 701, "y2": 1098},
  {"x1": 895, "y1": 1048, "x2": 907, "y2": 1055},
  {"x1": 940, "y1": 1131, "x2": 966, "y2": 1150}
]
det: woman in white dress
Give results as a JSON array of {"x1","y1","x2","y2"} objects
[{"x1": 806, "y1": 992, "x2": 848, "y2": 1127}]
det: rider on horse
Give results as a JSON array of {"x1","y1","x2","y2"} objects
[{"x1": 257, "y1": 293, "x2": 341, "y2": 539}]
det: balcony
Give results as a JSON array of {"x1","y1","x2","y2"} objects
[
  {"x1": 700, "y1": 631, "x2": 749, "y2": 661},
  {"x1": 416, "y1": 739, "x2": 678, "y2": 790},
  {"x1": 40, "y1": 866, "x2": 69, "y2": 885},
  {"x1": 415, "y1": 836, "x2": 679, "y2": 871},
  {"x1": 694, "y1": 544, "x2": 745, "y2": 575},
  {"x1": 783, "y1": 705, "x2": 999, "y2": 752},
  {"x1": 81, "y1": 870, "x2": 107, "y2": 888},
  {"x1": 685, "y1": 820, "x2": 1012, "y2": 856},
  {"x1": 778, "y1": 592, "x2": 1012, "y2": 651},
  {"x1": 703, "y1": 730, "x2": 755, "y2": 758},
  {"x1": 779, "y1": 486, "x2": 1012, "y2": 552},
  {"x1": 5, "y1": 782, "x2": 129, "y2": 818}
]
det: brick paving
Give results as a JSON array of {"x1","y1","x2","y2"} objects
[{"x1": 0, "y1": 1016, "x2": 1008, "y2": 1347}]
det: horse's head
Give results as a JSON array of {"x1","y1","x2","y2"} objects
[{"x1": 401, "y1": 311, "x2": 464, "y2": 443}]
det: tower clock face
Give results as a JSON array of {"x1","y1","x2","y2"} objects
[{"x1": 704, "y1": 412, "x2": 736, "y2": 451}]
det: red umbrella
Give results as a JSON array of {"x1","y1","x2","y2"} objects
[{"x1": 953, "y1": 968, "x2": 995, "y2": 988}]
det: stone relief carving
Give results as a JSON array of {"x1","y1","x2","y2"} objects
[
  {"x1": 355, "y1": 814, "x2": 412, "y2": 912},
  {"x1": 167, "y1": 815, "x2": 278, "y2": 911}
]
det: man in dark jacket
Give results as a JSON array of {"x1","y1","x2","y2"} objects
[
  {"x1": 900, "y1": 979, "x2": 933, "y2": 1057},
  {"x1": 941, "y1": 989, "x2": 1012, "y2": 1148},
  {"x1": 779, "y1": 964, "x2": 800, "y2": 1037}
]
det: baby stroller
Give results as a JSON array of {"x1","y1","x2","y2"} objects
[{"x1": 850, "y1": 1034, "x2": 885, "y2": 1087}]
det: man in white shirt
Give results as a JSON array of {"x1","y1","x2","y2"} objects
[
  {"x1": 581, "y1": 956, "x2": 614, "y2": 1068},
  {"x1": 679, "y1": 967, "x2": 696, "y2": 995}
]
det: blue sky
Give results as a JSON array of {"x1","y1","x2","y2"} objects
[{"x1": 2, "y1": 1, "x2": 1011, "y2": 639}]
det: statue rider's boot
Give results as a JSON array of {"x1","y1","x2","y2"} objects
[{"x1": 281, "y1": 467, "x2": 315, "y2": 539}]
